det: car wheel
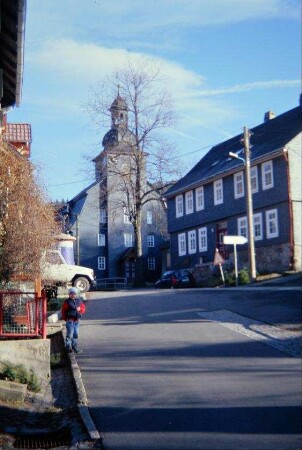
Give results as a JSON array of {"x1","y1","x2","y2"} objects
[{"x1": 73, "y1": 277, "x2": 90, "y2": 293}]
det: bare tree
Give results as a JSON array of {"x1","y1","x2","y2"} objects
[
  {"x1": 89, "y1": 58, "x2": 180, "y2": 286},
  {"x1": 0, "y1": 140, "x2": 60, "y2": 284}
]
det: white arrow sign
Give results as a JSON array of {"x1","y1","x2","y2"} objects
[{"x1": 223, "y1": 235, "x2": 248, "y2": 245}]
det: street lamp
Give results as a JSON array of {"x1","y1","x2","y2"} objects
[{"x1": 229, "y1": 127, "x2": 257, "y2": 282}]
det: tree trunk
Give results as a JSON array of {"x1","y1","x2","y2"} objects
[{"x1": 133, "y1": 206, "x2": 145, "y2": 287}]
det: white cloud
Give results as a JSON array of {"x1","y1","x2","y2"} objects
[
  {"x1": 195, "y1": 80, "x2": 301, "y2": 97},
  {"x1": 28, "y1": 0, "x2": 300, "y2": 46}
]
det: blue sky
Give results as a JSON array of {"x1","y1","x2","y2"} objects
[{"x1": 9, "y1": 0, "x2": 301, "y2": 201}]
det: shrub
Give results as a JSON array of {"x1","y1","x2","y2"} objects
[{"x1": 0, "y1": 363, "x2": 41, "y2": 392}]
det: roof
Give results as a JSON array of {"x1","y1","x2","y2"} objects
[
  {"x1": 3, "y1": 123, "x2": 32, "y2": 143},
  {"x1": 165, "y1": 104, "x2": 302, "y2": 198},
  {"x1": 0, "y1": 0, "x2": 27, "y2": 109}
]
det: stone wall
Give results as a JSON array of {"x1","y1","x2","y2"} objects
[{"x1": 0, "y1": 338, "x2": 50, "y2": 383}]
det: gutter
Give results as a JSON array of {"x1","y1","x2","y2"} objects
[{"x1": 15, "y1": 0, "x2": 27, "y2": 107}]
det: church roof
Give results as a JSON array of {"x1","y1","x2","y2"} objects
[{"x1": 110, "y1": 95, "x2": 128, "y2": 111}]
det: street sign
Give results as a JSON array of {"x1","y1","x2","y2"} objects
[
  {"x1": 223, "y1": 235, "x2": 248, "y2": 245},
  {"x1": 213, "y1": 248, "x2": 225, "y2": 266}
]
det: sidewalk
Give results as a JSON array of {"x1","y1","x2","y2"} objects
[{"x1": 0, "y1": 322, "x2": 101, "y2": 449}]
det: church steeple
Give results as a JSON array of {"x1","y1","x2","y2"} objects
[{"x1": 109, "y1": 86, "x2": 128, "y2": 129}]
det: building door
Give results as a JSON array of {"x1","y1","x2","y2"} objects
[
  {"x1": 125, "y1": 260, "x2": 135, "y2": 282},
  {"x1": 216, "y1": 222, "x2": 229, "y2": 259}
]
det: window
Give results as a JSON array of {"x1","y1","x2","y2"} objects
[
  {"x1": 175, "y1": 195, "x2": 184, "y2": 218},
  {"x1": 195, "y1": 186, "x2": 204, "y2": 211},
  {"x1": 214, "y1": 179, "x2": 223, "y2": 205},
  {"x1": 198, "y1": 227, "x2": 207, "y2": 252},
  {"x1": 99, "y1": 209, "x2": 107, "y2": 223},
  {"x1": 148, "y1": 257, "x2": 155, "y2": 270},
  {"x1": 124, "y1": 233, "x2": 133, "y2": 247},
  {"x1": 262, "y1": 160, "x2": 273, "y2": 190},
  {"x1": 234, "y1": 171, "x2": 244, "y2": 198},
  {"x1": 147, "y1": 235, "x2": 155, "y2": 247},
  {"x1": 188, "y1": 230, "x2": 197, "y2": 254},
  {"x1": 266, "y1": 209, "x2": 279, "y2": 238},
  {"x1": 185, "y1": 191, "x2": 194, "y2": 214},
  {"x1": 98, "y1": 234, "x2": 105, "y2": 246},
  {"x1": 251, "y1": 166, "x2": 258, "y2": 193},
  {"x1": 147, "y1": 211, "x2": 153, "y2": 224},
  {"x1": 98, "y1": 256, "x2": 106, "y2": 270},
  {"x1": 123, "y1": 207, "x2": 131, "y2": 223},
  {"x1": 238, "y1": 216, "x2": 248, "y2": 238},
  {"x1": 253, "y1": 213, "x2": 263, "y2": 240},
  {"x1": 178, "y1": 233, "x2": 186, "y2": 256}
]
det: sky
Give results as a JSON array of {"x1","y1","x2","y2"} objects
[{"x1": 9, "y1": 0, "x2": 301, "y2": 201}]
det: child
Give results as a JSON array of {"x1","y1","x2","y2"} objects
[{"x1": 61, "y1": 287, "x2": 86, "y2": 353}]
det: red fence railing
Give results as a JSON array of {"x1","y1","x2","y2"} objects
[{"x1": 0, "y1": 291, "x2": 47, "y2": 339}]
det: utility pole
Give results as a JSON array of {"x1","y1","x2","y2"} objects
[
  {"x1": 75, "y1": 214, "x2": 80, "y2": 265},
  {"x1": 243, "y1": 127, "x2": 257, "y2": 282}
]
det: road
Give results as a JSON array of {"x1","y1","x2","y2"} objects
[{"x1": 77, "y1": 287, "x2": 301, "y2": 450}]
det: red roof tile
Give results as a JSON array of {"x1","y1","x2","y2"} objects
[{"x1": 3, "y1": 123, "x2": 32, "y2": 143}]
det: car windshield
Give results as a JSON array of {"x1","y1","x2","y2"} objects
[{"x1": 162, "y1": 271, "x2": 173, "y2": 279}]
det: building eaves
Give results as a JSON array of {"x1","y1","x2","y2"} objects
[{"x1": 0, "y1": 0, "x2": 27, "y2": 109}]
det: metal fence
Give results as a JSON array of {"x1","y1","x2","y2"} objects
[
  {"x1": 96, "y1": 277, "x2": 127, "y2": 291},
  {"x1": 0, "y1": 291, "x2": 47, "y2": 339}
]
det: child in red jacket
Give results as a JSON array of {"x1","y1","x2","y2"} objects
[{"x1": 61, "y1": 287, "x2": 86, "y2": 353}]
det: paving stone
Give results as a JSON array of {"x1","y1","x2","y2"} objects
[{"x1": 198, "y1": 309, "x2": 301, "y2": 357}]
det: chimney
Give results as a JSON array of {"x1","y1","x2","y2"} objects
[{"x1": 264, "y1": 111, "x2": 276, "y2": 122}]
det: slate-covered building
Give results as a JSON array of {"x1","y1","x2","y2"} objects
[
  {"x1": 65, "y1": 94, "x2": 168, "y2": 284},
  {"x1": 164, "y1": 99, "x2": 302, "y2": 274}
]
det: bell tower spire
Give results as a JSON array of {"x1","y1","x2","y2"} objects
[{"x1": 110, "y1": 87, "x2": 128, "y2": 129}]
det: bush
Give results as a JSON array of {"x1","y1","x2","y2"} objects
[
  {"x1": 225, "y1": 267, "x2": 250, "y2": 286},
  {"x1": 0, "y1": 363, "x2": 41, "y2": 392}
]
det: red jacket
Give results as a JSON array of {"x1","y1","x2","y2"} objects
[{"x1": 61, "y1": 297, "x2": 86, "y2": 321}]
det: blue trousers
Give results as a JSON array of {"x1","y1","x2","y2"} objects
[{"x1": 65, "y1": 320, "x2": 80, "y2": 350}]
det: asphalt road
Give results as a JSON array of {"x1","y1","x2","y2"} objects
[{"x1": 77, "y1": 287, "x2": 301, "y2": 450}]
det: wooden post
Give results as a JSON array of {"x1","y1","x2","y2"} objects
[{"x1": 35, "y1": 278, "x2": 42, "y2": 296}]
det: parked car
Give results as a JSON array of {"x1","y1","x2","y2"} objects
[{"x1": 155, "y1": 269, "x2": 196, "y2": 289}]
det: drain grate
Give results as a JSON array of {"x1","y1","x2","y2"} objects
[{"x1": 14, "y1": 428, "x2": 71, "y2": 449}]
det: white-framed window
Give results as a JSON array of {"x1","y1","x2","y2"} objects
[
  {"x1": 253, "y1": 213, "x2": 263, "y2": 241},
  {"x1": 175, "y1": 194, "x2": 184, "y2": 218},
  {"x1": 123, "y1": 207, "x2": 131, "y2": 223},
  {"x1": 198, "y1": 227, "x2": 207, "y2": 252},
  {"x1": 188, "y1": 230, "x2": 197, "y2": 254},
  {"x1": 147, "y1": 235, "x2": 155, "y2": 247},
  {"x1": 238, "y1": 216, "x2": 248, "y2": 238},
  {"x1": 98, "y1": 256, "x2": 106, "y2": 270},
  {"x1": 251, "y1": 166, "x2": 259, "y2": 193},
  {"x1": 214, "y1": 179, "x2": 223, "y2": 205},
  {"x1": 266, "y1": 209, "x2": 279, "y2": 238},
  {"x1": 185, "y1": 191, "x2": 194, "y2": 214},
  {"x1": 124, "y1": 233, "x2": 133, "y2": 247},
  {"x1": 262, "y1": 160, "x2": 274, "y2": 190},
  {"x1": 234, "y1": 171, "x2": 244, "y2": 198},
  {"x1": 98, "y1": 233, "x2": 105, "y2": 246},
  {"x1": 147, "y1": 211, "x2": 153, "y2": 224},
  {"x1": 178, "y1": 233, "x2": 186, "y2": 256},
  {"x1": 99, "y1": 209, "x2": 107, "y2": 223},
  {"x1": 195, "y1": 186, "x2": 204, "y2": 211},
  {"x1": 148, "y1": 257, "x2": 155, "y2": 270}
]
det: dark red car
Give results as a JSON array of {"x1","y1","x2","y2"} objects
[{"x1": 155, "y1": 269, "x2": 196, "y2": 289}]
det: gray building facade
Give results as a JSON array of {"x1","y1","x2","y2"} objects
[{"x1": 164, "y1": 100, "x2": 302, "y2": 274}]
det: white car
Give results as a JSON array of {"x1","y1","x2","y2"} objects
[{"x1": 41, "y1": 250, "x2": 95, "y2": 293}]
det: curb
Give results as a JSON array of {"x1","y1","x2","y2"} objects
[{"x1": 69, "y1": 352, "x2": 100, "y2": 441}]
